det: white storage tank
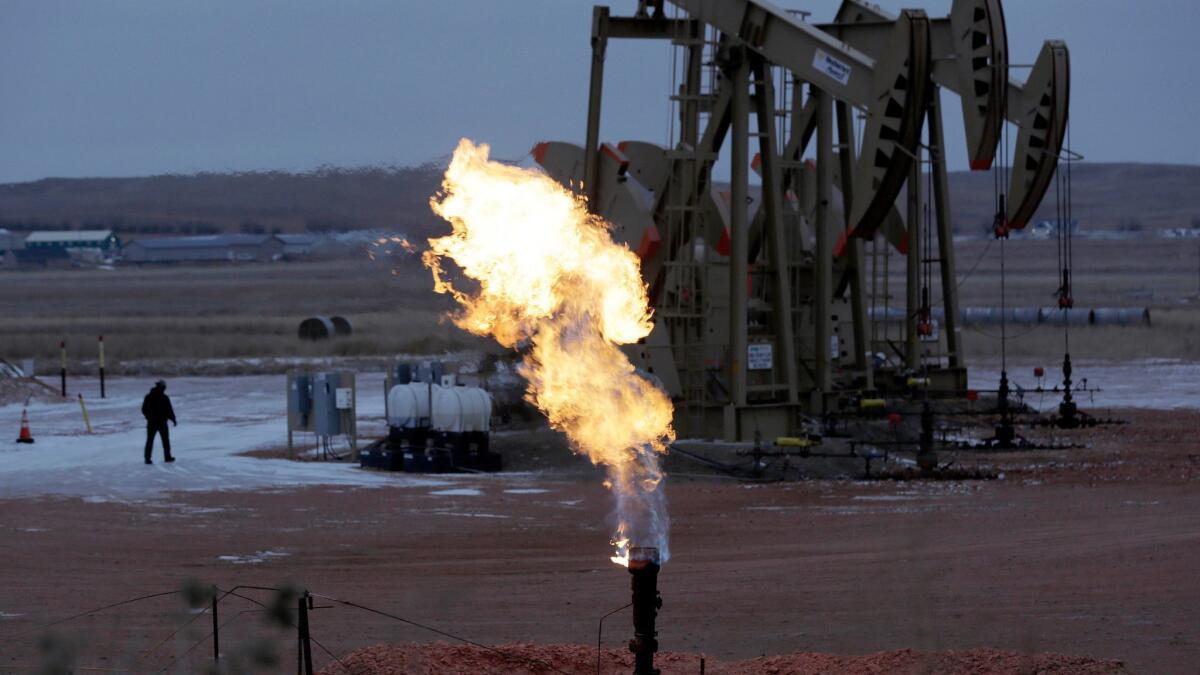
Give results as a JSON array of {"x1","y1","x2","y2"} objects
[
  {"x1": 431, "y1": 386, "x2": 493, "y2": 433},
  {"x1": 386, "y1": 382, "x2": 433, "y2": 428},
  {"x1": 387, "y1": 383, "x2": 493, "y2": 432}
]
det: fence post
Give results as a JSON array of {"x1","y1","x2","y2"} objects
[
  {"x1": 212, "y1": 585, "x2": 220, "y2": 663},
  {"x1": 298, "y1": 591, "x2": 314, "y2": 675},
  {"x1": 98, "y1": 335, "x2": 106, "y2": 399},
  {"x1": 59, "y1": 340, "x2": 67, "y2": 397}
]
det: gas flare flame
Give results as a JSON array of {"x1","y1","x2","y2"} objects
[{"x1": 425, "y1": 139, "x2": 675, "y2": 565}]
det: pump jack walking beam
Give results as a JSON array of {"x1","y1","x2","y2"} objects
[
  {"x1": 822, "y1": 0, "x2": 1070, "y2": 229},
  {"x1": 671, "y1": 0, "x2": 931, "y2": 243}
]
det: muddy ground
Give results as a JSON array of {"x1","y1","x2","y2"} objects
[
  {"x1": 0, "y1": 409, "x2": 1197, "y2": 673},
  {"x1": 324, "y1": 642, "x2": 1130, "y2": 674}
]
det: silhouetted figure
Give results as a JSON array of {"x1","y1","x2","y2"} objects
[{"x1": 142, "y1": 380, "x2": 177, "y2": 464}]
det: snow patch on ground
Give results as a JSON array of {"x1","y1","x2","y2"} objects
[
  {"x1": 0, "y1": 374, "x2": 460, "y2": 500},
  {"x1": 971, "y1": 359, "x2": 1200, "y2": 410},
  {"x1": 217, "y1": 550, "x2": 290, "y2": 565},
  {"x1": 430, "y1": 488, "x2": 484, "y2": 497},
  {"x1": 503, "y1": 488, "x2": 550, "y2": 494}
]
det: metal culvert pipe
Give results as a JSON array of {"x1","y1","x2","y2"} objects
[
  {"x1": 960, "y1": 307, "x2": 995, "y2": 325},
  {"x1": 1039, "y1": 308, "x2": 1094, "y2": 326},
  {"x1": 867, "y1": 307, "x2": 906, "y2": 321},
  {"x1": 298, "y1": 316, "x2": 336, "y2": 340},
  {"x1": 1091, "y1": 307, "x2": 1151, "y2": 326},
  {"x1": 330, "y1": 315, "x2": 353, "y2": 336},
  {"x1": 960, "y1": 307, "x2": 1042, "y2": 325},
  {"x1": 867, "y1": 307, "x2": 948, "y2": 321},
  {"x1": 1011, "y1": 307, "x2": 1041, "y2": 324}
]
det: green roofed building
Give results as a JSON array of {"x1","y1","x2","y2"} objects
[{"x1": 24, "y1": 229, "x2": 120, "y2": 253}]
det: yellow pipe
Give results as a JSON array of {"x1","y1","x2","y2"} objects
[
  {"x1": 859, "y1": 398, "x2": 886, "y2": 410},
  {"x1": 77, "y1": 394, "x2": 93, "y2": 434},
  {"x1": 775, "y1": 436, "x2": 816, "y2": 448}
]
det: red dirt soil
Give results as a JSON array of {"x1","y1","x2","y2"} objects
[
  {"x1": 0, "y1": 409, "x2": 1196, "y2": 673},
  {"x1": 321, "y1": 642, "x2": 1128, "y2": 674}
]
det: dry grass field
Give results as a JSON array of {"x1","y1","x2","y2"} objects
[
  {"x1": 1, "y1": 237, "x2": 1197, "y2": 374},
  {"x1": 0, "y1": 255, "x2": 496, "y2": 374},
  {"x1": 876, "y1": 237, "x2": 1200, "y2": 361}
]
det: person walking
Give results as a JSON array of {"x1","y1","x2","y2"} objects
[{"x1": 142, "y1": 380, "x2": 177, "y2": 464}]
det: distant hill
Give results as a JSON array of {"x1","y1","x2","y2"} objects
[
  {"x1": 942, "y1": 162, "x2": 1200, "y2": 234},
  {"x1": 0, "y1": 165, "x2": 446, "y2": 239},
  {"x1": 0, "y1": 162, "x2": 1196, "y2": 239}
]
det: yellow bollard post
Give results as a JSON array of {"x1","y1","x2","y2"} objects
[
  {"x1": 98, "y1": 335, "x2": 106, "y2": 399},
  {"x1": 77, "y1": 393, "x2": 93, "y2": 434},
  {"x1": 59, "y1": 340, "x2": 67, "y2": 397}
]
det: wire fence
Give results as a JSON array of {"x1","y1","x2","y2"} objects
[{"x1": 0, "y1": 582, "x2": 640, "y2": 674}]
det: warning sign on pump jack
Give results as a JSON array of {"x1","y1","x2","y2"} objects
[
  {"x1": 748, "y1": 343, "x2": 773, "y2": 370},
  {"x1": 813, "y1": 49, "x2": 852, "y2": 86}
]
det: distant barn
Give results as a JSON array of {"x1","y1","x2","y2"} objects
[
  {"x1": 25, "y1": 229, "x2": 120, "y2": 253},
  {"x1": 275, "y1": 233, "x2": 320, "y2": 258},
  {"x1": 11, "y1": 247, "x2": 71, "y2": 268},
  {"x1": 0, "y1": 228, "x2": 20, "y2": 252},
  {"x1": 0, "y1": 229, "x2": 19, "y2": 268},
  {"x1": 122, "y1": 234, "x2": 284, "y2": 263}
]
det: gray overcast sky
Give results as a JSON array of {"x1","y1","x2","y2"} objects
[{"x1": 1, "y1": 0, "x2": 1197, "y2": 183}]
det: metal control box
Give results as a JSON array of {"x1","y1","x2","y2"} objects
[
  {"x1": 286, "y1": 370, "x2": 357, "y2": 457},
  {"x1": 311, "y1": 372, "x2": 342, "y2": 437},
  {"x1": 288, "y1": 374, "x2": 312, "y2": 420}
]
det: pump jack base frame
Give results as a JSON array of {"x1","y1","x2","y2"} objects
[{"x1": 1029, "y1": 408, "x2": 1128, "y2": 430}]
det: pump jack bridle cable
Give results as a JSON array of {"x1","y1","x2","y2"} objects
[
  {"x1": 923, "y1": 139, "x2": 934, "y2": 341},
  {"x1": 1001, "y1": 114, "x2": 1011, "y2": 374},
  {"x1": 1061, "y1": 122, "x2": 1075, "y2": 356}
]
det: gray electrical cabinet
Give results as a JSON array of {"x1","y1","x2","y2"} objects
[
  {"x1": 311, "y1": 372, "x2": 342, "y2": 436},
  {"x1": 286, "y1": 370, "x2": 357, "y2": 458},
  {"x1": 288, "y1": 374, "x2": 312, "y2": 425}
]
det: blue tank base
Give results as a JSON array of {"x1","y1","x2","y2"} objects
[{"x1": 360, "y1": 429, "x2": 501, "y2": 473}]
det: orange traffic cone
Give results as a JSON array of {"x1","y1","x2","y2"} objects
[{"x1": 16, "y1": 408, "x2": 35, "y2": 444}]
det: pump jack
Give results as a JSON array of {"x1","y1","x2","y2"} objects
[{"x1": 534, "y1": 0, "x2": 1070, "y2": 442}]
